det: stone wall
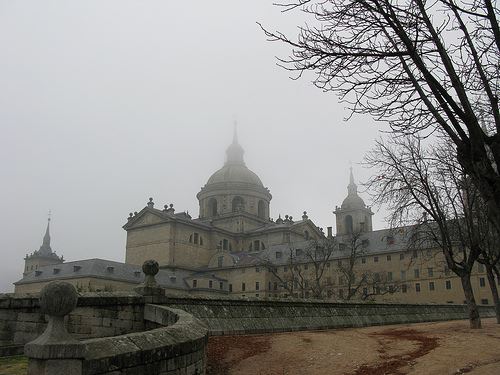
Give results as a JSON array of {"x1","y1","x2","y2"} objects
[
  {"x1": 0, "y1": 293, "x2": 145, "y2": 354},
  {"x1": 1, "y1": 292, "x2": 497, "y2": 354},
  {"x1": 78, "y1": 305, "x2": 207, "y2": 375},
  {"x1": 163, "y1": 296, "x2": 497, "y2": 335}
]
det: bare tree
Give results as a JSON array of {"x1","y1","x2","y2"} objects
[
  {"x1": 259, "y1": 239, "x2": 336, "y2": 299},
  {"x1": 335, "y1": 230, "x2": 403, "y2": 301},
  {"x1": 365, "y1": 136, "x2": 484, "y2": 328},
  {"x1": 260, "y1": 0, "x2": 500, "y2": 234}
]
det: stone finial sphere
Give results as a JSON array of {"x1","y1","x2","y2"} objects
[
  {"x1": 142, "y1": 259, "x2": 159, "y2": 276},
  {"x1": 39, "y1": 281, "x2": 78, "y2": 317}
]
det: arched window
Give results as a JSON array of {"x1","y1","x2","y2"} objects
[
  {"x1": 304, "y1": 230, "x2": 310, "y2": 240},
  {"x1": 345, "y1": 215, "x2": 353, "y2": 234},
  {"x1": 208, "y1": 198, "x2": 218, "y2": 217},
  {"x1": 258, "y1": 200, "x2": 266, "y2": 219},
  {"x1": 232, "y1": 196, "x2": 244, "y2": 212}
]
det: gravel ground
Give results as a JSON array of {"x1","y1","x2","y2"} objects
[{"x1": 207, "y1": 318, "x2": 500, "y2": 375}]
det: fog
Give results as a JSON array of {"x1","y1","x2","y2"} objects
[{"x1": 0, "y1": 1, "x2": 386, "y2": 292}]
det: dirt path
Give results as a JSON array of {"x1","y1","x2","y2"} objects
[{"x1": 207, "y1": 318, "x2": 500, "y2": 375}]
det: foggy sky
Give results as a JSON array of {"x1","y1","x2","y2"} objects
[{"x1": 0, "y1": 1, "x2": 386, "y2": 292}]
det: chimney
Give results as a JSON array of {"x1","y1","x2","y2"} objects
[{"x1": 327, "y1": 227, "x2": 333, "y2": 238}]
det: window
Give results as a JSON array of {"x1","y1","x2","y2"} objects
[
  {"x1": 400, "y1": 253, "x2": 405, "y2": 260},
  {"x1": 401, "y1": 270, "x2": 407, "y2": 281},
  {"x1": 427, "y1": 268, "x2": 434, "y2": 277},
  {"x1": 304, "y1": 264, "x2": 309, "y2": 270},
  {"x1": 284, "y1": 232, "x2": 291, "y2": 243},
  {"x1": 363, "y1": 287, "x2": 368, "y2": 296},
  {"x1": 255, "y1": 267, "x2": 260, "y2": 273},
  {"x1": 414, "y1": 269, "x2": 420, "y2": 278},
  {"x1": 337, "y1": 260, "x2": 342, "y2": 267},
  {"x1": 415, "y1": 283, "x2": 421, "y2": 292},
  {"x1": 219, "y1": 282, "x2": 223, "y2": 290},
  {"x1": 208, "y1": 198, "x2": 218, "y2": 217},
  {"x1": 258, "y1": 200, "x2": 266, "y2": 219},
  {"x1": 339, "y1": 243, "x2": 347, "y2": 251},
  {"x1": 242, "y1": 282, "x2": 246, "y2": 291},
  {"x1": 218, "y1": 256, "x2": 223, "y2": 268},
  {"x1": 274, "y1": 282, "x2": 278, "y2": 291},
  {"x1": 362, "y1": 239, "x2": 369, "y2": 248},
  {"x1": 209, "y1": 280, "x2": 213, "y2": 289},
  {"x1": 402, "y1": 284, "x2": 407, "y2": 293},
  {"x1": 296, "y1": 249, "x2": 303, "y2": 256},
  {"x1": 374, "y1": 256, "x2": 379, "y2": 263},
  {"x1": 412, "y1": 250, "x2": 418, "y2": 258},
  {"x1": 361, "y1": 257, "x2": 366, "y2": 264},
  {"x1": 254, "y1": 240, "x2": 260, "y2": 251},
  {"x1": 445, "y1": 280, "x2": 452, "y2": 290},
  {"x1": 283, "y1": 266, "x2": 288, "y2": 272},
  {"x1": 53, "y1": 268, "x2": 60, "y2": 274},
  {"x1": 276, "y1": 251, "x2": 282, "y2": 259},
  {"x1": 387, "y1": 236, "x2": 395, "y2": 245},
  {"x1": 481, "y1": 298, "x2": 489, "y2": 305},
  {"x1": 387, "y1": 272, "x2": 393, "y2": 281},
  {"x1": 194, "y1": 233, "x2": 199, "y2": 245},
  {"x1": 232, "y1": 196, "x2": 244, "y2": 212},
  {"x1": 478, "y1": 263, "x2": 485, "y2": 273},
  {"x1": 387, "y1": 255, "x2": 392, "y2": 261},
  {"x1": 374, "y1": 273, "x2": 381, "y2": 282},
  {"x1": 479, "y1": 277, "x2": 486, "y2": 287},
  {"x1": 229, "y1": 284, "x2": 232, "y2": 292},
  {"x1": 268, "y1": 281, "x2": 272, "y2": 291},
  {"x1": 223, "y1": 239, "x2": 229, "y2": 250},
  {"x1": 256, "y1": 282, "x2": 260, "y2": 291},
  {"x1": 429, "y1": 281, "x2": 435, "y2": 291},
  {"x1": 192, "y1": 280, "x2": 197, "y2": 288},
  {"x1": 304, "y1": 230, "x2": 310, "y2": 240},
  {"x1": 345, "y1": 215, "x2": 353, "y2": 233}
]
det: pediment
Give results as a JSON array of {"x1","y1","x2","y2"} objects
[{"x1": 124, "y1": 209, "x2": 169, "y2": 229}]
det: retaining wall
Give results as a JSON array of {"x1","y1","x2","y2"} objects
[
  {"x1": 78, "y1": 305, "x2": 207, "y2": 375},
  {"x1": 1, "y1": 292, "x2": 496, "y2": 351},
  {"x1": 164, "y1": 296, "x2": 497, "y2": 335},
  {"x1": 0, "y1": 293, "x2": 145, "y2": 356}
]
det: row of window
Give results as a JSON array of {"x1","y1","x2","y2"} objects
[{"x1": 192, "y1": 279, "x2": 224, "y2": 290}]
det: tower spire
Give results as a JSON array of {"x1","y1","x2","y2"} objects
[
  {"x1": 39, "y1": 212, "x2": 52, "y2": 255},
  {"x1": 233, "y1": 120, "x2": 238, "y2": 144},
  {"x1": 348, "y1": 167, "x2": 358, "y2": 196},
  {"x1": 225, "y1": 122, "x2": 245, "y2": 166}
]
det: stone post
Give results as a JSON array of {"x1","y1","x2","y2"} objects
[
  {"x1": 25, "y1": 281, "x2": 84, "y2": 375},
  {"x1": 134, "y1": 259, "x2": 164, "y2": 296}
]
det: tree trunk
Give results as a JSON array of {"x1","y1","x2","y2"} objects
[
  {"x1": 486, "y1": 265, "x2": 500, "y2": 324},
  {"x1": 460, "y1": 274, "x2": 482, "y2": 328}
]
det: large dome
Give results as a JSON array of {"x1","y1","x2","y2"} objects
[
  {"x1": 197, "y1": 127, "x2": 272, "y2": 220},
  {"x1": 206, "y1": 164, "x2": 264, "y2": 187},
  {"x1": 341, "y1": 194, "x2": 366, "y2": 210}
]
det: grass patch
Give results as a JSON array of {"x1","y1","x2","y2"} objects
[{"x1": 0, "y1": 355, "x2": 28, "y2": 375}]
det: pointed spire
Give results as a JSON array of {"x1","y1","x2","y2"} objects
[
  {"x1": 225, "y1": 122, "x2": 245, "y2": 166},
  {"x1": 38, "y1": 213, "x2": 52, "y2": 255},
  {"x1": 348, "y1": 167, "x2": 358, "y2": 196},
  {"x1": 233, "y1": 120, "x2": 238, "y2": 143}
]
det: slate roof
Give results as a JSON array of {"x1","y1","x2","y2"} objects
[{"x1": 14, "y1": 258, "x2": 191, "y2": 290}]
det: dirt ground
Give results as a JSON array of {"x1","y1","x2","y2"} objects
[{"x1": 207, "y1": 318, "x2": 500, "y2": 375}]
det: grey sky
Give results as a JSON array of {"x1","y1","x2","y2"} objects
[{"x1": 0, "y1": 1, "x2": 386, "y2": 292}]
